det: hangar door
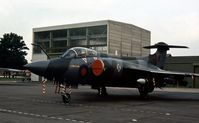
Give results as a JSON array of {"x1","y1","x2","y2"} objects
[{"x1": 194, "y1": 65, "x2": 199, "y2": 88}]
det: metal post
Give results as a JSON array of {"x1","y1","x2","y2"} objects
[
  {"x1": 49, "y1": 32, "x2": 52, "y2": 53},
  {"x1": 86, "y1": 28, "x2": 90, "y2": 46},
  {"x1": 67, "y1": 29, "x2": 70, "y2": 47}
]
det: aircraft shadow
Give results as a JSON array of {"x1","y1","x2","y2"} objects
[{"x1": 72, "y1": 91, "x2": 199, "y2": 103}]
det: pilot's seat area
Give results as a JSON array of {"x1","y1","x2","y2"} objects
[{"x1": 61, "y1": 47, "x2": 97, "y2": 58}]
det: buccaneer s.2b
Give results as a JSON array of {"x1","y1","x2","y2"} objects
[{"x1": 24, "y1": 42, "x2": 199, "y2": 103}]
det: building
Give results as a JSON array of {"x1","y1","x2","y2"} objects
[
  {"x1": 165, "y1": 56, "x2": 199, "y2": 88},
  {"x1": 33, "y1": 20, "x2": 150, "y2": 58},
  {"x1": 31, "y1": 20, "x2": 151, "y2": 81}
]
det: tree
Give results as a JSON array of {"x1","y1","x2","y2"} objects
[{"x1": 0, "y1": 33, "x2": 29, "y2": 69}]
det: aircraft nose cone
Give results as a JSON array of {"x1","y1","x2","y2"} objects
[{"x1": 24, "y1": 60, "x2": 50, "y2": 76}]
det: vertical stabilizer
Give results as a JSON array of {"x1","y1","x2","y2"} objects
[{"x1": 143, "y1": 42, "x2": 188, "y2": 69}]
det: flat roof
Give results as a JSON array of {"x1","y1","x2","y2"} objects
[
  {"x1": 33, "y1": 20, "x2": 150, "y2": 32},
  {"x1": 33, "y1": 20, "x2": 109, "y2": 32}
]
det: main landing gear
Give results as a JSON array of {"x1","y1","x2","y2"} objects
[
  {"x1": 138, "y1": 84, "x2": 149, "y2": 97},
  {"x1": 137, "y1": 78, "x2": 155, "y2": 98},
  {"x1": 97, "y1": 86, "x2": 108, "y2": 96}
]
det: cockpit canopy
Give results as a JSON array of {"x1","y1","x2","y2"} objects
[{"x1": 61, "y1": 47, "x2": 97, "y2": 58}]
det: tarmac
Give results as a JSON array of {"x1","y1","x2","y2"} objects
[{"x1": 0, "y1": 81, "x2": 199, "y2": 123}]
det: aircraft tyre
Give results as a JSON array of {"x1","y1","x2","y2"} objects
[
  {"x1": 98, "y1": 86, "x2": 108, "y2": 96},
  {"x1": 138, "y1": 85, "x2": 148, "y2": 98},
  {"x1": 62, "y1": 93, "x2": 71, "y2": 103},
  {"x1": 138, "y1": 84, "x2": 154, "y2": 98}
]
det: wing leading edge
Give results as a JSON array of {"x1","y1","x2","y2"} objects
[{"x1": 125, "y1": 61, "x2": 199, "y2": 78}]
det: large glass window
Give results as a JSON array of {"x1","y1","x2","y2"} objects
[
  {"x1": 35, "y1": 31, "x2": 50, "y2": 40},
  {"x1": 33, "y1": 41, "x2": 50, "y2": 53},
  {"x1": 33, "y1": 25, "x2": 108, "y2": 55},
  {"x1": 53, "y1": 40, "x2": 67, "y2": 47},
  {"x1": 70, "y1": 28, "x2": 86, "y2": 36},
  {"x1": 52, "y1": 30, "x2": 67, "y2": 38},
  {"x1": 70, "y1": 40, "x2": 87, "y2": 46},
  {"x1": 88, "y1": 25, "x2": 107, "y2": 35}
]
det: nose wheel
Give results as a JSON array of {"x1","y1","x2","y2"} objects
[
  {"x1": 61, "y1": 84, "x2": 72, "y2": 103},
  {"x1": 54, "y1": 82, "x2": 72, "y2": 103},
  {"x1": 62, "y1": 93, "x2": 71, "y2": 103}
]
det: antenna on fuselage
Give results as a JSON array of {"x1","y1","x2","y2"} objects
[{"x1": 32, "y1": 43, "x2": 51, "y2": 59}]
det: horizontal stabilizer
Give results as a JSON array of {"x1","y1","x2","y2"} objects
[{"x1": 143, "y1": 42, "x2": 188, "y2": 49}]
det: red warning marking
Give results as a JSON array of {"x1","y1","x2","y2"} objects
[{"x1": 92, "y1": 59, "x2": 104, "y2": 76}]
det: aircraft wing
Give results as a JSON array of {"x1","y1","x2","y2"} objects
[
  {"x1": 150, "y1": 69, "x2": 199, "y2": 77},
  {"x1": 126, "y1": 62, "x2": 199, "y2": 78}
]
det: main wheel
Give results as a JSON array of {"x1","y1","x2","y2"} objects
[
  {"x1": 62, "y1": 93, "x2": 71, "y2": 103},
  {"x1": 97, "y1": 86, "x2": 108, "y2": 96},
  {"x1": 138, "y1": 85, "x2": 148, "y2": 98}
]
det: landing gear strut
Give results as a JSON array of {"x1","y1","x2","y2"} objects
[
  {"x1": 138, "y1": 84, "x2": 149, "y2": 98},
  {"x1": 61, "y1": 84, "x2": 71, "y2": 103},
  {"x1": 97, "y1": 86, "x2": 107, "y2": 96},
  {"x1": 138, "y1": 79, "x2": 155, "y2": 98},
  {"x1": 54, "y1": 82, "x2": 71, "y2": 103}
]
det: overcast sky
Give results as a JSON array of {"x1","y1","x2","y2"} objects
[{"x1": 0, "y1": 0, "x2": 199, "y2": 62}]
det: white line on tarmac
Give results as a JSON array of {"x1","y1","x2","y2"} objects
[
  {"x1": 0, "y1": 108, "x2": 91, "y2": 123},
  {"x1": 1, "y1": 105, "x2": 171, "y2": 123},
  {"x1": 132, "y1": 119, "x2": 137, "y2": 122}
]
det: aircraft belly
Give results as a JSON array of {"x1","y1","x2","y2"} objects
[
  {"x1": 62, "y1": 57, "x2": 145, "y2": 87},
  {"x1": 76, "y1": 58, "x2": 140, "y2": 87}
]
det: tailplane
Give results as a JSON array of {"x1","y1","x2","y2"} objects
[{"x1": 143, "y1": 42, "x2": 188, "y2": 69}]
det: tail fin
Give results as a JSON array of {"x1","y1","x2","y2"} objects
[{"x1": 143, "y1": 42, "x2": 188, "y2": 69}]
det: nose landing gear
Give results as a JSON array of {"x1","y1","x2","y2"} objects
[
  {"x1": 54, "y1": 81, "x2": 71, "y2": 103},
  {"x1": 59, "y1": 84, "x2": 71, "y2": 103},
  {"x1": 62, "y1": 93, "x2": 71, "y2": 104}
]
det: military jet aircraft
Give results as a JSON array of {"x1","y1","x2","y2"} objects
[{"x1": 24, "y1": 42, "x2": 199, "y2": 103}]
